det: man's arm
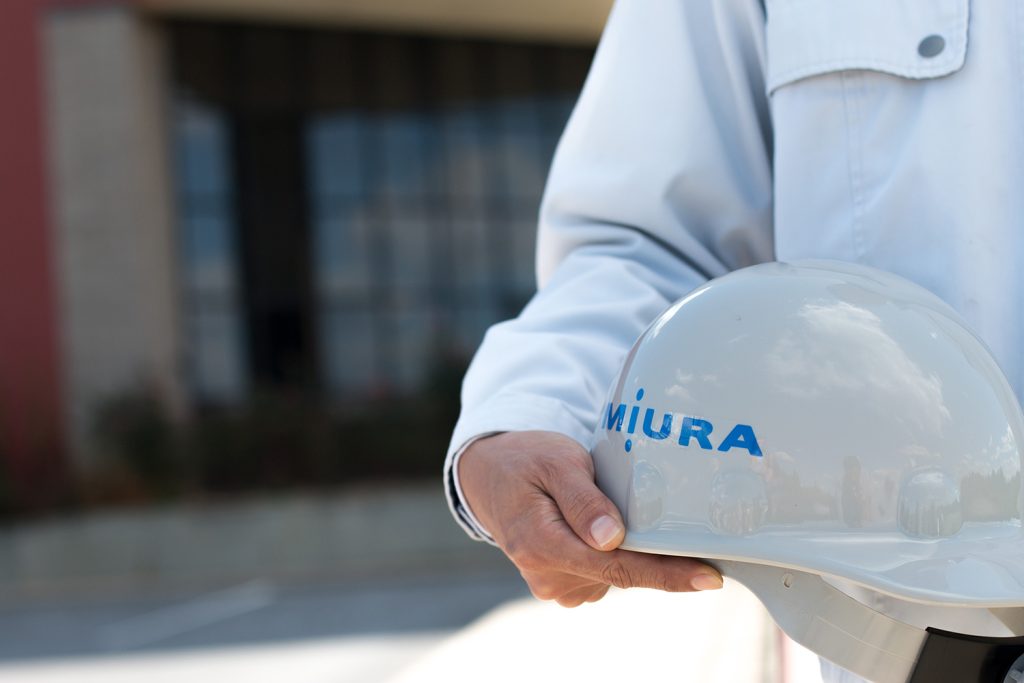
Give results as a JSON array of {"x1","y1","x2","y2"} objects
[{"x1": 445, "y1": 0, "x2": 774, "y2": 603}]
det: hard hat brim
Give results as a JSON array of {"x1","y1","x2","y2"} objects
[{"x1": 623, "y1": 524, "x2": 1024, "y2": 607}]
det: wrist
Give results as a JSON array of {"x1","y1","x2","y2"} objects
[{"x1": 457, "y1": 435, "x2": 501, "y2": 537}]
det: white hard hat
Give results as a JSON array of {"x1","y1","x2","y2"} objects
[{"x1": 591, "y1": 260, "x2": 1024, "y2": 683}]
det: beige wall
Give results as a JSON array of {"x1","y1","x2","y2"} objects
[
  {"x1": 45, "y1": 6, "x2": 184, "y2": 467},
  {"x1": 141, "y1": 0, "x2": 612, "y2": 44}
]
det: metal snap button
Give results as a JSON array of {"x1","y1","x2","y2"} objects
[{"x1": 918, "y1": 34, "x2": 945, "y2": 58}]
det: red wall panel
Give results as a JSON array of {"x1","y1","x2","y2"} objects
[{"x1": 0, "y1": 0, "x2": 140, "y2": 506}]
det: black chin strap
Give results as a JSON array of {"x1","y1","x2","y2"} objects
[{"x1": 909, "y1": 628, "x2": 1024, "y2": 683}]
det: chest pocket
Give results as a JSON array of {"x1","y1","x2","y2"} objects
[
  {"x1": 765, "y1": 0, "x2": 969, "y2": 94},
  {"x1": 764, "y1": 0, "x2": 971, "y2": 263}
]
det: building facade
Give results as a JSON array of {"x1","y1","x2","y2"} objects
[{"x1": 0, "y1": 0, "x2": 608, "y2": 505}]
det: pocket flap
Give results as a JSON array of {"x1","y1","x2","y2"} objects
[{"x1": 766, "y1": 0, "x2": 969, "y2": 93}]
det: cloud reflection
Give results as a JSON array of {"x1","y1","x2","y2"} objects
[{"x1": 765, "y1": 301, "x2": 951, "y2": 433}]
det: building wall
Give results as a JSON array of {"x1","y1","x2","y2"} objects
[
  {"x1": 0, "y1": 0, "x2": 80, "y2": 499},
  {"x1": 0, "y1": 0, "x2": 610, "y2": 480},
  {"x1": 45, "y1": 6, "x2": 184, "y2": 467}
]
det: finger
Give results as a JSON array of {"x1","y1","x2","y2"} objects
[
  {"x1": 542, "y1": 519, "x2": 723, "y2": 592},
  {"x1": 520, "y1": 567, "x2": 598, "y2": 601},
  {"x1": 584, "y1": 549, "x2": 723, "y2": 592},
  {"x1": 556, "y1": 583, "x2": 609, "y2": 608},
  {"x1": 540, "y1": 452, "x2": 626, "y2": 552},
  {"x1": 585, "y1": 585, "x2": 611, "y2": 603}
]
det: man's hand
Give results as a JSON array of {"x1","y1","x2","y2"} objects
[{"x1": 458, "y1": 430, "x2": 723, "y2": 607}]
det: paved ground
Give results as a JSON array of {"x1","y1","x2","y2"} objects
[
  {"x1": 0, "y1": 569, "x2": 526, "y2": 661},
  {"x1": 396, "y1": 580, "x2": 825, "y2": 683},
  {"x1": 0, "y1": 486, "x2": 826, "y2": 683},
  {"x1": 0, "y1": 633, "x2": 446, "y2": 683},
  {"x1": 0, "y1": 569, "x2": 825, "y2": 683},
  {"x1": 0, "y1": 568, "x2": 527, "y2": 682}
]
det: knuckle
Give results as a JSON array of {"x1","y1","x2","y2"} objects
[
  {"x1": 599, "y1": 560, "x2": 636, "y2": 589},
  {"x1": 560, "y1": 488, "x2": 601, "y2": 524},
  {"x1": 529, "y1": 586, "x2": 555, "y2": 601}
]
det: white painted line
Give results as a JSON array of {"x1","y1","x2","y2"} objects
[{"x1": 98, "y1": 580, "x2": 275, "y2": 649}]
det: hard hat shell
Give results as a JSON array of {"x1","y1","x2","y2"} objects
[{"x1": 592, "y1": 260, "x2": 1024, "y2": 607}]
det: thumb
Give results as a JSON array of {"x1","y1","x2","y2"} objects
[{"x1": 544, "y1": 455, "x2": 626, "y2": 552}]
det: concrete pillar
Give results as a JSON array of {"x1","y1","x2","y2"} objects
[{"x1": 44, "y1": 6, "x2": 184, "y2": 468}]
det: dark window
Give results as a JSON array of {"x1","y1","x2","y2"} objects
[{"x1": 170, "y1": 22, "x2": 593, "y2": 402}]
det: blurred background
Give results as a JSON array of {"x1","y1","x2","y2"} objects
[
  {"x1": 0, "y1": 1, "x2": 804, "y2": 681},
  {"x1": 1, "y1": 0, "x2": 605, "y2": 517},
  {"x1": 0, "y1": 0, "x2": 587, "y2": 678}
]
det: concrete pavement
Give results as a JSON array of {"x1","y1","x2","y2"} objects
[
  {"x1": 0, "y1": 484, "x2": 826, "y2": 682},
  {"x1": 0, "y1": 483, "x2": 507, "y2": 601},
  {"x1": 0, "y1": 569, "x2": 526, "y2": 682},
  {"x1": 0, "y1": 570, "x2": 526, "y2": 662},
  {"x1": 392, "y1": 580, "x2": 825, "y2": 683},
  {"x1": 0, "y1": 577, "x2": 823, "y2": 683},
  {"x1": 0, "y1": 576, "x2": 825, "y2": 683},
  {"x1": 0, "y1": 632, "x2": 446, "y2": 683}
]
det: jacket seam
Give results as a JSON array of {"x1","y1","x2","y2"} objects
[{"x1": 841, "y1": 70, "x2": 867, "y2": 261}]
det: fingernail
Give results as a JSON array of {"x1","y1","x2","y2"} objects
[
  {"x1": 691, "y1": 573, "x2": 724, "y2": 591},
  {"x1": 590, "y1": 515, "x2": 622, "y2": 549}
]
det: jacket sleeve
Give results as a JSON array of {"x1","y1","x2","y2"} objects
[{"x1": 444, "y1": 0, "x2": 775, "y2": 541}]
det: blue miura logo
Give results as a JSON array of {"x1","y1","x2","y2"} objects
[{"x1": 605, "y1": 388, "x2": 762, "y2": 457}]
